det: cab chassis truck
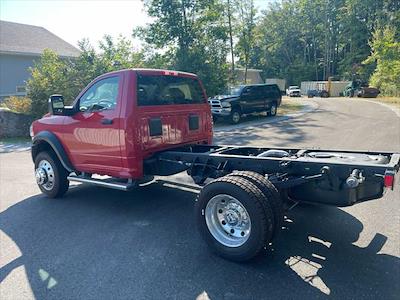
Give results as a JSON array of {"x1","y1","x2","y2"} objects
[{"x1": 31, "y1": 69, "x2": 399, "y2": 262}]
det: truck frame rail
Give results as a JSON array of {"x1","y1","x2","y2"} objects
[{"x1": 145, "y1": 145, "x2": 399, "y2": 207}]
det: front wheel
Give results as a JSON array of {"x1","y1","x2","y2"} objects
[
  {"x1": 34, "y1": 151, "x2": 69, "y2": 198},
  {"x1": 229, "y1": 109, "x2": 241, "y2": 124}
]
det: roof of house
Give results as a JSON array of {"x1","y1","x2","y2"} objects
[{"x1": 0, "y1": 20, "x2": 80, "y2": 58}]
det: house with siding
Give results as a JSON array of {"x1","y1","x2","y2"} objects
[{"x1": 0, "y1": 20, "x2": 80, "y2": 100}]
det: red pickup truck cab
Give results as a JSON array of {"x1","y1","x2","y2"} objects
[{"x1": 31, "y1": 69, "x2": 212, "y2": 192}]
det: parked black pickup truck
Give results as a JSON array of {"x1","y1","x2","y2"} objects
[{"x1": 208, "y1": 84, "x2": 282, "y2": 124}]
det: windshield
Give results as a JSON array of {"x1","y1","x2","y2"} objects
[
  {"x1": 289, "y1": 86, "x2": 299, "y2": 90},
  {"x1": 226, "y1": 86, "x2": 243, "y2": 96}
]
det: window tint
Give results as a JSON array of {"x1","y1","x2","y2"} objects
[
  {"x1": 265, "y1": 85, "x2": 280, "y2": 98},
  {"x1": 79, "y1": 76, "x2": 119, "y2": 112},
  {"x1": 254, "y1": 86, "x2": 266, "y2": 97},
  {"x1": 242, "y1": 86, "x2": 254, "y2": 95},
  {"x1": 137, "y1": 75, "x2": 205, "y2": 106}
]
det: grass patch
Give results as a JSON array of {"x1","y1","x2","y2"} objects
[
  {"x1": 279, "y1": 101, "x2": 304, "y2": 115},
  {"x1": 0, "y1": 137, "x2": 31, "y2": 144},
  {"x1": 373, "y1": 96, "x2": 400, "y2": 108}
]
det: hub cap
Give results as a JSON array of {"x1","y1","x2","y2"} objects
[
  {"x1": 232, "y1": 112, "x2": 240, "y2": 123},
  {"x1": 205, "y1": 194, "x2": 251, "y2": 247},
  {"x1": 270, "y1": 105, "x2": 276, "y2": 115},
  {"x1": 35, "y1": 160, "x2": 55, "y2": 191}
]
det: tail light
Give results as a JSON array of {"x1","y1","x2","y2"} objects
[{"x1": 384, "y1": 170, "x2": 395, "y2": 190}]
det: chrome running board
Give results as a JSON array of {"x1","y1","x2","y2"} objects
[{"x1": 67, "y1": 175, "x2": 136, "y2": 191}]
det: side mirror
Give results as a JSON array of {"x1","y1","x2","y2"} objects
[{"x1": 49, "y1": 94, "x2": 64, "y2": 115}]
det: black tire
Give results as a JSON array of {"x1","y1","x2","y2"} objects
[
  {"x1": 34, "y1": 151, "x2": 69, "y2": 198},
  {"x1": 226, "y1": 171, "x2": 283, "y2": 240},
  {"x1": 267, "y1": 102, "x2": 278, "y2": 117},
  {"x1": 229, "y1": 109, "x2": 241, "y2": 124},
  {"x1": 196, "y1": 176, "x2": 274, "y2": 262}
]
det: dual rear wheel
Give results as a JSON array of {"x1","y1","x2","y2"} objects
[{"x1": 196, "y1": 171, "x2": 283, "y2": 261}]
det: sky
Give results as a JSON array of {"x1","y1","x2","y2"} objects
[{"x1": 0, "y1": 0, "x2": 273, "y2": 50}]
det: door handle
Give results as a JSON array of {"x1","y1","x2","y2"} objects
[{"x1": 101, "y1": 118, "x2": 113, "y2": 125}]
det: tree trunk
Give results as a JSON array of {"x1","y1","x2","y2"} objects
[
  {"x1": 181, "y1": 0, "x2": 188, "y2": 68},
  {"x1": 227, "y1": 0, "x2": 235, "y2": 83}
]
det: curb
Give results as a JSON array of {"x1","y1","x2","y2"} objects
[
  {"x1": 213, "y1": 100, "x2": 319, "y2": 132},
  {"x1": 0, "y1": 142, "x2": 31, "y2": 153}
]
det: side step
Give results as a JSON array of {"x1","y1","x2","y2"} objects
[{"x1": 67, "y1": 175, "x2": 136, "y2": 191}]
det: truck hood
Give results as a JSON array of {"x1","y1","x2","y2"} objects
[{"x1": 210, "y1": 95, "x2": 239, "y2": 101}]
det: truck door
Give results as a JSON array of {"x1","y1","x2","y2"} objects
[
  {"x1": 255, "y1": 85, "x2": 268, "y2": 111},
  {"x1": 240, "y1": 86, "x2": 255, "y2": 113},
  {"x1": 265, "y1": 85, "x2": 281, "y2": 109},
  {"x1": 264, "y1": 85, "x2": 274, "y2": 110},
  {"x1": 62, "y1": 75, "x2": 123, "y2": 174},
  {"x1": 241, "y1": 86, "x2": 264, "y2": 113},
  {"x1": 136, "y1": 72, "x2": 210, "y2": 156}
]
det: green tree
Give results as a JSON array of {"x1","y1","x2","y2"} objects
[
  {"x1": 253, "y1": 0, "x2": 312, "y2": 84},
  {"x1": 27, "y1": 49, "x2": 72, "y2": 117},
  {"x1": 135, "y1": 0, "x2": 229, "y2": 96},
  {"x1": 234, "y1": 0, "x2": 257, "y2": 83},
  {"x1": 27, "y1": 36, "x2": 148, "y2": 117},
  {"x1": 364, "y1": 26, "x2": 400, "y2": 96}
]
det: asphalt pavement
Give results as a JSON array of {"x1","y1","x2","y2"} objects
[{"x1": 0, "y1": 98, "x2": 399, "y2": 299}]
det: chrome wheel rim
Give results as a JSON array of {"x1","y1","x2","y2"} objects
[
  {"x1": 270, "y1": 105, "x2": 277, "y2": 115},
  {"x1": 205, "y1": 194, "x2": 251, "y2": 247},
  {"x1": 232, "y1": 112, "x2": 240, "y2": 123},
  {"x1": 35, "y1": 160, "x2": 55, "y2": 191}
]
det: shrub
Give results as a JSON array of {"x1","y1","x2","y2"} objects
[
  {"x1": 364, "y1": 26, "x2": 400, "y2": 97},
  {"x1": 2, "y1": 96, "x2": 32, "y2": 114}
]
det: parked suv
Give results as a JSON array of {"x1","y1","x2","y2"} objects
[{"x1": 208, "y1": 84, "x2": 282, "y2": 124}]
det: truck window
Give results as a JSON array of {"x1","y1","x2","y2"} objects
[
  {"x1": 265, "y1": 85, "x2": 279, "y2": 98},
  {"x1": 242, "y1": 86, "x2": 254, "y2": 96},
  {"x1": 137, "y1": 75, "x2": 205, "y2": 106},
  {"x1": 79, "y1": 76, "x2": 120, "y2": 112},
  {"x1": 254, "y1": 86, "x2": 266, "y2": 97}
]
